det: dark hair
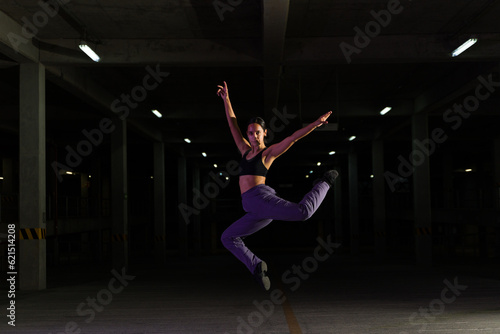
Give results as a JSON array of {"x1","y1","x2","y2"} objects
[{"x1": 247, "y1": 117, "x2": 266, "y2": 130}]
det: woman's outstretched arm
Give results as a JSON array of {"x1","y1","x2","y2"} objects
[
  {"x1": 264, "y1": 111, "x2": 332, "y2": 163},
  {"x1": 217, "y1": 81, "x2": 250, "y2": 155}
]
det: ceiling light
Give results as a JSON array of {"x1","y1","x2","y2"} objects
[
  {"x1": 79, "y1": 41, "x2": 100, "y2": 62},
  {"x1": 184, "y1": 138, "x2": 191, "y2": 143},
  {"x1": 451, "y1": 38, "x2": 477, "y2": 57},
  {"x1": 317, "y1": 162, "x2": 321, "y2": 166},
  {"x1": 465, "y1": 168, "x2": 472, "y2": 172},
  {"x1": 151, "y1": 109, "x2": 162, "y2": 118},
  {"x1": 380, "y1": 107, "x2": 392, "y2": 115},
  {"x1": 329, "y1": 151, "x2": 336, "y2": 155},
  {"x1": 213, "y1": 164, "x2": 218, "y2": 168},
  {"x1": 349, "y1": 136, "x2": 356, "y2": 141},
  {"x1": 202, "y1": 152, "x2": 207, "y2": 157},
  {"x1": 0, "y1": 176, "x2": 3, "y2": 180}
]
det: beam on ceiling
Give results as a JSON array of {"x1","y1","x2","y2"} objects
[
  {"x1": 0, "y1": 10, "x2": 39, "y2": 63},
  {"x1": 262, "y1": 0, "x2": 290, "y2": 115},
  {"x1": 45, "y1": 65, "x2": 163, "y2": 142},
  {"x1": 285, "y1": 34, "x2": 500, "y2": 64},
  {"x1": 39, "y1": 38, "x2": 262, "y2": 66}
]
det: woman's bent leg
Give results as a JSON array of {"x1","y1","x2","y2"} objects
[
  {"x1": 260, "y1": 181, "x2": 331, "y2": 221},
  {"x1": 221, "y1": 213, "x2": 272, "y2": 273}
]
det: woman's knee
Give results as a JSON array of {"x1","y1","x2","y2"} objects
[
  {"x1": 221, "y1": 230, "x2": 239, "y2": 248},
  {"x1": 220, "y1": 231, "x2": 231, "y2": 246},
  {"x1": 297, "y1": 207, "x2": 313, "y2": 221}
]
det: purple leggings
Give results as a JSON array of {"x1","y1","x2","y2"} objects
[{"x1": 221, "y1": 181, "x2": 331, "y2": 274}]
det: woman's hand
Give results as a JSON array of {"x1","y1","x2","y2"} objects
[
  {"x1": 314, "y1": 111, "x2": 333, "y2": 127},
  {"x1": 217, "y1": 81, "x2": 229, "y2": 100}
]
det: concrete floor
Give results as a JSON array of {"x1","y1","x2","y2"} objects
[{"x1": 1, "y1": 249, "x2": 500, "y2": 334}]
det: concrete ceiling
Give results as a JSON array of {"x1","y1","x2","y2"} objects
[{"x1": 1, "y1": 0, "x2": 500, "y2": 180}]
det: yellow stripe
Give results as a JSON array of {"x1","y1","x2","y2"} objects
[
  {"x1": 416, "y1": 227, "x2": 432, "y2": 236},
  {"x1": 112, "y1": 234, "x2": 128, "y2": 242},
  {"x1": 282, "y1": 297, "x2": 302, "y2": 334},
  {"x1": 276, "y1": 278, "x2": 302, "y2": 334},
  {"x1": 19, "y1": 228, "x2": 46, "y2": 240}
]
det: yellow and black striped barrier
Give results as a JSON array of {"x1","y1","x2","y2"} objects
[
  {"x1": 154, "y1": 235, "x2": 166, "y2": 242},
  {"x1": 415, "y1": 227, "x2": 432, "y2": 236},
  {"x1": 19, "y1": 228, "x2": 46, "y2": 240},
  {"x1": 111, "y1": 234, "x2": 128, "y2": 242}
]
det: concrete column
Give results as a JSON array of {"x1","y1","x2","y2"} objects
[
  {"x1": 178, "y1": 156, "x2": 188, "y2": 257},
  {"x1": 153, "y1": 142, "x2": 166, "y2": 264},
  {"x1": 348, "y1": 152, "x2": 359, "y2": 254},
  {"x1": 442, "y1": 152, "x2": 454, "y2": 208},
  {"x1": 334, "y1": 165, "x2": 343, "y2": 244},
  {"x1": 19, "y1": 63, "x2": 46, "y2": 290},
  {"x1": 493, "y1": 138, "x2": 500, "y2": 257},
  {"x1": 111, "y1": 119, "x2": 128, "y2": 270},
  {"x1": 412, "y1": 113, "x2": 433, "y2": 265},
  {"x1": 1, "y1": 158, "x2": 15, "y2": 223},
  {"x1": 2, "y1": 158, "x2": 14, "y2": 194},
  {"x1": 372, "y1": 140, "x2": 386, "y2": 256},
  {"x1": 90, "y1": 158, "x2": 102, "y2": 219},
  {"x1": 192, "y1": 163, "x2": 202, "y2": 255}
]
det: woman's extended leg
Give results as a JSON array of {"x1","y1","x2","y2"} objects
[
  {"x1": 243, "y1": 177, "x2": 335, "y2": 222},
  {"x1": 220, "y1": 213, "x2": 273, "y2": 273}
]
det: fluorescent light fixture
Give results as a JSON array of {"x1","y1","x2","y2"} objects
[
  {"x1": 213, "y1": 164, "x2": 218, "y2": 168},
  {"x1": 370, "y1": 174, "x2": 374, "y2": 178},
  {"x1": 317, "y1": 162, "x2": 321, "y2": 166},
  {"x1": 79, "y1": 41, "x2": 100, "y2": 62},
  {"x1": 151, "y1": 109, "x2": 162, "y2": 118},
  {"x1": 465, "y1": 168, "x2": 472, "y2": 172},
  {"x1": 0, "y1": 176, "x2": 3, "y2": 180},
  {"x1": 380, "y1": 107, "x2": 392, "y2": 115},
  {"x1": 66, "y1": 171, "x2": 73, "y2": 175},
  {"x1": 202, "y1": 152, "x2": 207, "y2": 157},
  {"x1": 184, "y1": 138, "x2": 191, "y2": 143},
  {"x1": 309, "y1": 170, "x2": 313, "y2": 174},
  {"x1": 451, "y1": 38, "x2": 477, "y2": 57},
  {"x1": 349, "y1": 136, "x2": 356, "y2": 141},
  {"x1": 329, "y1": 151, "x2": 336, "y2": 155},
  {"x1": 305, "y1": 175, "x2": 310, "y2": 179}
]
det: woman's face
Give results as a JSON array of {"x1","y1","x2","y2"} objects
[{"x1": 246, "y1": 123, "x2": 267, "y2": 146}]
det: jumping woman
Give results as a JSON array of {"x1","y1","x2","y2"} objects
[{"x1": 217, "y1": 81, "x2": 338, "y2": 291}]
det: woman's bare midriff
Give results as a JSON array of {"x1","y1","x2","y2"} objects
[{"x1": 239, "y1": 175, "x2": 266, "y2": 194}]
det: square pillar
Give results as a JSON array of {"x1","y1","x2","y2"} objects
[{"x1": 19, "y1": 63, "x2": 46, "y2": 290}]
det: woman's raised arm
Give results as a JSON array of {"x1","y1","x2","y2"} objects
[
  {"x1": 264, "y1": 111, "x2": 332, "y2": 164},
  {"x1": 217, "y1": 81, "x2": 250, "y2": 155}
]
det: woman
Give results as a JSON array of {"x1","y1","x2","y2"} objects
[{"x1": 217, "y1": 81, "x2": 338, "y2": 291}]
